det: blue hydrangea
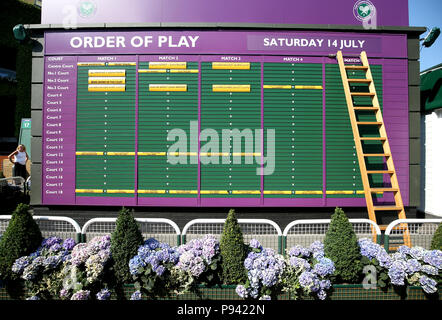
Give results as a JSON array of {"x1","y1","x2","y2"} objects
[
  {"x1": 405, "y1": 259, "x2": 421, "y2": 274},
  {"x1": 235, "y1": 285, "x2": 248, "y2": 298},
  {"x1": 419, "y1": 275, "x2": 437, "y2": 294},
  {"x1": 409, "y1": 247, "x2": 426, "y2": 261},
  {"x1": 388, "y1": 260, "x2": 407, "y2": 286},
  {"x1": 130, "y1": 290, "x2": 142, "y2": 300},
  {"x1": 313, "y1": 258, "x2": 335, "y2": 277},
  {"x1": 144, "y1": 238, "x2": 160, "y2": 250},
  {"x1": 96, "y1": 288, "x2": 111, "y2": 300},
  {"x1": 288, "y1": 245, "x2": 311, "y2": 258},
  {"x1": 299, "y1": 271, "x2": 320, "y2": 293},
  {"x1": 421, "y1": 264, "x2": 438, "y2": 276},
  {"x1": 423, "y1": 250, "x2": 442, "y2": 269}
]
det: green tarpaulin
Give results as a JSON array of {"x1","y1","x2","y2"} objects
[{"x1": 421, "y1": 64, "x2": 442, "y2": 112}]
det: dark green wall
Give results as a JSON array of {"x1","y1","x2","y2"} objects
[{"x1": 0, "y1": 0, "x2": 40, "y2": 138}]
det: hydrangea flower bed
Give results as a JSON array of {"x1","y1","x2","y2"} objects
[
  {"x1": 6, "y1": 234, "x2": 441, "y2": 300},
  {"x1": 358, "y1": 238, "x2": 441, "y2": 295}
]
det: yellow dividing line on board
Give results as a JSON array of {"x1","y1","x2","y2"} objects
[
  {"x1": 212, "y1": 84, "x2": 250, "y2": 92},
  {"x1": 149, "y1": 62, "x2": 187, "y2": 69},
  {"x1": 263, "y1": 85, "x2": 292, "y2": 89},
  {"x1": 75, "y1": 189, "x2": 135, "y2": 194},
  {"x1": 212, "y1": 62, "x2": 250, "y2": 70},
  {"x1": 76, "y1": 152, "x2": 135, "y2": 156},
  {"x1": 326, "y1": 190, "x2": 383, "y2": 195},
  {"x1": 263, "y1": 85, "x2": 323, "y2": 90},
  {"x1": 295, "y1": 85, "x2": 323, "y2": 89}
]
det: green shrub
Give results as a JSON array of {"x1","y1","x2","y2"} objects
[
  {"x1": 324, "y1": 207, "x2": 363, "y2": 283},
  {"x1": 110, "y1": 207, "x2": 144, "y2": 286},
  {"x1": 430, "y1": 223, "x2": 442, "y2": 251},
  {"x1": 220, "y1": 209, "x2": 247, "y2": 284},
  {"x1": 0, "y1": 203, "x2": 42, "y2": 282}
]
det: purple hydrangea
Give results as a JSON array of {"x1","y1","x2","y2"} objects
[
  {"x1": 96, "y1": 288, "x2": 111, "y2": 300},
  {"x1": 71, "y1": 290, "x2": 90, "y2": 300},
  {"x1": 235, "y1": 284, "x2": 248, "y2": 298},
  {"x1": 249, "y1": 239, "x2": 262, "y2": 250},
  {"x1": 62, "y1": 238, "x2": 76, "y2": 251},
  {"x1": 405, "y1": 259, "x2": 422, "y2": 274}
]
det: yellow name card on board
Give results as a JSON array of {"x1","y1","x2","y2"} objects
[
  {"x1": 263, "y1": 85, "x2": 292, "y2": 89},
  {"x1": 138, "y1": 69, "x2": 167, "y2": 73},
  {"x1": 78, "y1": 63, "x2": 106, "y2": 66},
  {"x1": 88, "y1": 84, "x2": 126, "y2": 92},
  {"x1": 212, "y1": 85, "x2": 250, "y2": 92},
  {"x1": 149, "y1": 62, "x2": 187, "y2": 69},
  {"x1": 107, "y1": 62, "x2": 136, "y2": 66},
  {"x1": 88, "y1": 77, "x2": 126, "y2": 84},
  {"x1": 88, "y1": 69, "x2": 126, "y2": 77},
  {"x1": 149, "y1": 84, "x2": 187, "y2": 92},
  {"x1": 212, "y1": 62, "x2": 250, "y2": 70}
]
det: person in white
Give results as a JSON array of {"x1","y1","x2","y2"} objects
[{"x1": 8, "y1": 144, "x2": 29, "y2": 179}]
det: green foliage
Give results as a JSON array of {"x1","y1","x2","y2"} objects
[
  {"x1": 220, "y1": 209, "x2": 247, "y2": 284},
  {"x1": 110, "y1": 207, "x2": 144, "y2": 285},
  {"x1": 324, "y1": 207, "x2": 363, "y2": 283},
  {"x1": 430, "y1": 223, "x2": 442, "y2": 251},
  {"x1": 0, "y1": 203, "x2": 42, "y2": 281}
]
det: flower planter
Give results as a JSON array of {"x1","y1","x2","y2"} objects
[
  {"x1": 0, "y1": 283, "x2": 439, "y2": 300},
  {"x1": 120, "y1": 284, "x2": 440, "y2": 301}
]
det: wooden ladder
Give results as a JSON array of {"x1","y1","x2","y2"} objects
[{"x1": 336, "y1": 51, "x2": 411, "y2": 249}]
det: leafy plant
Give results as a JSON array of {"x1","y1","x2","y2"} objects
[
  {"x1": 129, "y1": 238, "x2": 180, "y2": 299},
  {"x1": 110, "y1": 207, "x2": 144, "y2": 286},
  {"x1": 0, "y1": 203, "x2": 42, "y2": 283},
  {"x1": 430, "y1": 223, "x2": 442, "y2": 251},
  {"x1": 324, "y1": 207, "x2": 363, "y2": 283},
  {"x1": 220, "y1": 209, "x2": 247, "y2": 284}
]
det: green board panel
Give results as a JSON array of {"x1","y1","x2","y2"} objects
[
  {"x1": 200, "y1": 61, "x2": 261, "y2": 197},
  {"x1": 137, "y1": 61, "x2": 198, "y2": 195},
  {"x1": 263, "y1": 63, "x2": 323, "y2": 198},
  {"x1": 325, "y1": 64, "x2": 383, "y2": 198},
  {"x1": 76, "y1": 63, "x2": 136, "y2": 197}
]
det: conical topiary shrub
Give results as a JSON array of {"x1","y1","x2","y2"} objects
[
  {"x1": 324, "y1": 207, "x2": 362, "y2": 283},
  {"x1": 220, "y1": 209, "x2": 247, "y2": 284},
  {"x1": 430, "y1": 223, "x2": 442, "y2": 251},
  {"x1": 0, "y1": 203, "x2": 42, "y2": 282},
  {"x1": 110, "y1": 207, "x2": 144, "y2": 285}
]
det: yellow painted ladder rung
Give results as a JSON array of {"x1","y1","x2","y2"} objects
[
  {"x1": 347, "y1": 78, "x2": 372, "y2": 83},
  {"x1": 350, "y1": 92, "x2": 375, "y2": 96},
  {"x1": 356, "y1": 121, "x2": 383, "y2": 125},
  {"x1": 345, "y1": 65, "x2": 368, "y2": 70}
]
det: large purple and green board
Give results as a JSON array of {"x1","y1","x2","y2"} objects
[{"x1": 41, "y1": 30, "x2": 409, "y2": 207}]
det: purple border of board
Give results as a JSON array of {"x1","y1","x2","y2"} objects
[
  {"x1": 44, "y1": 30, "x2": 407, "y2": 59},
  {"x1": 41, "y1": 54, "x2": 409, "y2": 207},
  {"x1": 41, "y1": 0, "x2": 409, "y2": 27}
]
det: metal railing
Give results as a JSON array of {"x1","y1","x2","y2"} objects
[
  {"x1": 1, "y1": 214, "x2": 441, "y2": 256},
  {"x1": 384, "y1": 219, "x2": 442, "y2": 252},
  {"x1": 81, "y1": 217, "x2": 181, "y2": 246},
  {"x1": 0, "y1": 215, "x2": 82, "y2": 243},
  {"x1": 182, "y1": 218, "x2": 283, "y2": 253},
  {"x1": 282, "y1": 219, "x2": 382, "y2": 253}
]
